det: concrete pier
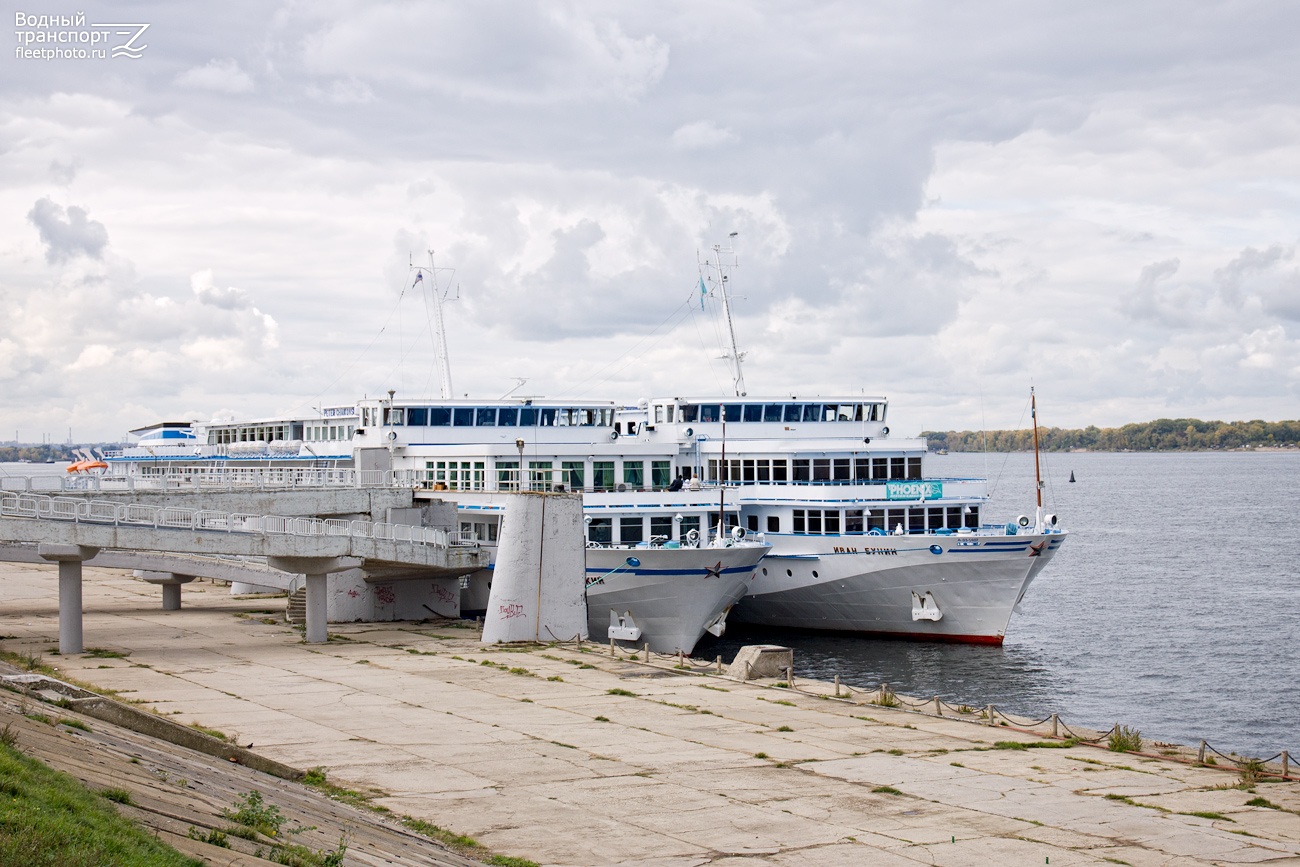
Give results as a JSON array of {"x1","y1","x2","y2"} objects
[
  {"x1": 36, "y1": 543, "x2": 98, "y2": 654},
  {"x1": 1, "y1": 560, "x2": 1297, "y2": 866}
]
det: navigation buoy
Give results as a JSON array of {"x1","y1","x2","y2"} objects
[{"x1": 1069, "y1": 471, "x2": 1076, "y2": 483}]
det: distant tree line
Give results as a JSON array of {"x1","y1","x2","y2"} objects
[
  {"x1": 0, "y1": 444, "x2": 94, "y2": 463},
  {"x1": 925, "y1": 418, "x2": 1300, "y2": 452}
]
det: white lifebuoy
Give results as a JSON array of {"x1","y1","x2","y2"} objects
[{"x1": 685, "y1": 528, "x2": 699, "y2": 544}]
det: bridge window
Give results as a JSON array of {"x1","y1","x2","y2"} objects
[
  {"x1": 539, "y1": 408, "x2": 557, "y2": 426},
  {"x1": 498, "y1": 407, "x2": 518, "y2": 426},
  {"x1": 784, "y1": 404, "x2": 801, "y2": 423},
  {"x1": 519, "y1": 407, "x2": 537, "y2": 426},
  {"x1": 453, "y1": 408, "x2": 474, "y2": 426},
  {"x1": 476, "y1": 407, "x2": 497, "y2": 427},
  {"x1": 699, "y1": 404, "x2": 720, "y2": 422},
  {"x1": 428, "y1": 407, "x2": 451, "y2": 426},
  {"x1": 680, "y1": 404, "x2": 698, "y2": 423},
  {"x1": 763, "y1": 404, "x2": 783, "y2": 422},
  {"x1": 802, "y1": 404, "x2": 822, "y2": 423},
  {"x1": 743, "y1": 404, "x2": 762, "y2": 422},
  {"x1": 407, "y1": 408, "x2": 428, "y2": 426},
  {"x1": 723, "y1": 404, "x2": 742, "y2": 422}
]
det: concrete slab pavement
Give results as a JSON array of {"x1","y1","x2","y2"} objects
[{"x1": 3, "y1": 560, "x2": 1299, "y2": 866}]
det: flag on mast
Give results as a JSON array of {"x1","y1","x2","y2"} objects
[
  {"x1": 698, "y1": 276, "x2": 707, "y2": 309},
  {"x1": 413, "y1": 272, "x2": 423, "y2": 286}
]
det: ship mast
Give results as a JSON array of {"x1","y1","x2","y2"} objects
[
  {"x1": 700, "y1": 235, "x2": 747, "y2": 397},
  {"x1": 1031, "y1": 386, "x2": 1044, "y2": 529},
  {"x1": 412, "y1": 250, "x2": 454, "y2": 399}
]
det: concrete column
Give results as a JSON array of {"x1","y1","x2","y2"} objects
[
  {"x1": 267, "y1": 556, "x2": 361, "y2": 645},
  {"x1": 38, "y1": 544, "x2": 100, "y2": 656},
  {"x1": 136, "y1": 570, "x2": 197, "y2": 611},
  {"x1": 58, "y1": 561, "x2": 83, "y2": 654},
  {"x1": 305, "y1": 573, "x2": 328, "y2": 643}
]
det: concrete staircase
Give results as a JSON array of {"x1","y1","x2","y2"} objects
[{"x1": 286, "y1": 586, "x2": 306, "y2": 624}]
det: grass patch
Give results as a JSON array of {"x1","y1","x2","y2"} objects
[
  {"x1": 1108, "y1": 725, "x2": 1142, "y2": 753},
  {"x1": 546, "y1": 675, "x2": 564, "y2": 682},
  {"x1": 606, "y1": 688, "x2": 637, "y2": 697},
  {"x1": 1179, "y1": 810, "x2": 1232, "y2": 821},
  {"x1": 872, "y1": 692, "x2": 900, "y2": 708},
  {"x1": 886, "y1": 749, "x2": 904, "y2": 756},
  {"x1": 221, "y1": 790, "x2": 286, "y2": 837},
  {"x1": 872, "y1": 786, "x2": 903, "y2": 795},
  {"x1": 594, "y1": 716, "x2": 609, "y2": 722},
  {"x1": 57, "y1": 718, "x2": 91, "y2": 732},
  {"x1": 754, "y1": 752, "x2": 769, "y2": 759},
  {"x1": 188, "y1": 723, "x2": 229, "y2": 742},
  {"x1": 400, "y1": 816, "x2": 483, "y2": 853},
  {"x1": 775, "y1": 725, "x2": 794, "y2": 732},
  {"x1": 1246, "y1": 796, "x2": 1281, "y2": 809},
  {"x1": 698, "y1": 684, "x2": 729, "y2": 692},
  {"x1": 950, "y1": 762, "x2": 965, "y2": 768},
  {"x1": 84, "y1": 648, "x2": 129, "y2": 659},
  {"x1": 772, "y1": 700, "x2": 795, "y2": 707},
  {"x1": 187, "y1": 826, "x2": 229, "y2": 847},
  {"x1": 992, "y1": 739, "x2": 1080, "y2": 751},
  {"x1": 101, "y1": 787, "x2": 133, "y2": 805},
  {"x1": 1104, "y1": 793, "x2": 1169, "y2": 813},
  {"x1": 486, "y1": 857, "x2": 540, "y2": 867},
  {"x1": 0, "y1": 742, "x2": 202, "y2": 866}
]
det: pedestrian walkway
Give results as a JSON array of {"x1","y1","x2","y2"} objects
[{"x1": 2, "y1": 560, "x2": 1298, "y2": 866}]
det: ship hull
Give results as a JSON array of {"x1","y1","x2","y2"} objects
[
  {"x1": 732, "y1": 531, "x2": 1066, "y2": 644},
  {"x1": 585, "y1": 544, "x2": 768, "y2": 654}
]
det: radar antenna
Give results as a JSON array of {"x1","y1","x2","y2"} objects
[{"x1": 410, "y1": 250, "x2": 456, "y2": 399}]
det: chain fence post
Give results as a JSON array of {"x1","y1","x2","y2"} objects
[
  {"x1": 834, "y1": 674, "x2": 841, "y2": 698},
  {"x1": 933, "y1": 696, "x2": 942, "y2": 716},
  {"x1": 1050, "y1": 713, "x2": 1059, "y2": 738},
  {"x1": 986, "y1": 704, "x2": 996, "y2": 727},
  {"x1": 1282, "y1": 750, "x2": 1290, "y2": 779},
  {"x1": 609, "y1": 636, "x2": 615, "y2": 657},
  {"x1": 1198, "y1": 740, "x2": 1207, "y2": 764},
  {"x1": 716, "y1": 655, "x2": 723, "y2": 674},
  {"x1": 643, "y1": 642, "x2": 649, "y2": 662}
]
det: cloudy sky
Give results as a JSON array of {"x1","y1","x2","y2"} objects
[{"x1": 3, "y1": 1, "x2": 1298, "y2": 442}]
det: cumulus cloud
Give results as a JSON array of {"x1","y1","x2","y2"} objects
[
  {"x1": 191, "y1": 270, "x2": 251, "y2": 310},
  {"x1": 670, "y1": 121, "x2": 737, "y2": 151},
  {"x1": 175, "y1": 59, "x2": 255, "y2": 93},
  {"x1": 27, "y1": 198, "x2": 109, "y2": 264}
]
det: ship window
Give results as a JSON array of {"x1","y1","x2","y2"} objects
[
  {"x1": 619, "y1": 517, "x2": 644, "y2": 545},
  {"x1": 888, "y1": 508, "x2": 906, "y2": 533},
  {"x1": 680, "y1": 515, "x2": 700, "y2": 540},
  {"x1": 427, "y1": 407, "x2": 450, "y2": 426},
  {"x1": 588, "y1": 517, "x2": 612, "y2": 545},
  {"x1": 651, "y1": 460, "x2": 671, "y2": 488},
  {"x1": 783, "y1": 404, "x2": 801, "y2": 423},
  {"x1": 452, "y1": 407, "x2": 473, "y2": 426},
  {"x1": 907, "y1": 456, "x2": 922, "y2": 479},
  {"x1": 890, "y1": 457, "x2": 905, "y2": 479},
  {"x1": 767, "y1": 515, "x2": 780, "y2": 532},
  {"x1": 927, "y1": 507, "x2": 944, "y2": 530},
  {"x1": 854, "y1": 458, "x2": 869, "y2": 480},
  {"x1": 562, "y1": 461, "x2": 584, "y2": 490},
  {"x1": 476, "y1": 407, "x2": 497, "y2": 426},
  {"x1": 793, "y1": 510, "x2": 806, "y2": 533},
  {"x1": 746, "y1": 514, "x2": 759, "y2": 532},
  {"x1": 742, "y1": 460, "x2": 756, "y2": 482},
  {"x1": 723, "y1": 404, "x2": 742, "y2": 422},
  {"x1": 592, "y1": 461, "x2": 615, "y2": 491},
  {"x1": 872, "y1": 457, "x2": 888, "y2": 479},
  {"x1": 947, "y1": 507, "x2": 962, "y2": 529},
  {"x1": 666, "y1": 404, "x2": 675, "y2": 423},
  {"x1": 908, "y1": 509, "x2": 925, "y2": 534},
  {"x1": 577, "y1": 408, "x2": 595, "y2": 426},
  {"x1": 801, "y1": 404, "x2": 820, "y2": 423},
  {"x1": 772, "y1": 460, "x2": 788, "y2": 482},
  {"x1": 807, "y1": 510, "x2": 822, "y2": 533},
  {"x1": 833, "y1": 458, "x2": 851, "y2": 481},
  {"x1": 824, "y1": 511, "x2": 840, "y2": 534},
  {"x1": 845, "y1": 510, "x2": 863, "y2": 534},
  {"x1": 654, "y1": 405, "x2": 664, "y2": 425},
  {"x1": 385, "y1": 408, "x2": 404, "y2": 425},
  {"x1": 496, "y1": 460, "x2": 519, "y2": 491},
  {"x1": 743, "y1": 404, "x2": 763, "y2": 422},
  {"x1": 813, "y1": 459, "x2": 830, "y2": 481},
  {"x1": 650, "y1": 515, "x2": 673, "y2": 540},
  {"x1": 764, "y1": 404, "x2": 783, "y2": 422},
  {"x1": 406, "y1": 408, "x2": 428, "y2": 426},
  {"x1": 498, "y1": 407, "x2": 518, "y2": 426},
  {"x1": 755, "y1": 459, "x2": 770, "y2": 482},
  {"x1": 965, "y1": 506, "x2": 979, "y2": 528},
  {"x1": 622, "y1": 461, "x2": 644, "y2": 488},
  {"x1": 792, "y1": 459, "x2": 810, "y2": 482},
  {"x1": 519, "y1": 407, "x2": 537, "y2": 426},
  {"x1": 867, "y1": 509, "x2": 885, "y2": 532},
  {"x1": 680, "y1": 404, "x2": 698, "y2": 423},
  {"x1": 698, "y1": 404, "x2": 720, "y2": 422}
]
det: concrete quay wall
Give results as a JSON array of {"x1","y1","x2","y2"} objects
[{"x1": 2, "y1": 561, "x2": 1297, "y2": 867}]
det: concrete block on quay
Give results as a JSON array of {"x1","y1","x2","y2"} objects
[{"x1": 729, "y1": 644, "x2": 794, "y2": 680}]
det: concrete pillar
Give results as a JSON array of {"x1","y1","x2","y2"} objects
[
  {"x1": 305, "y1": 573, "x2": 328, "y2": 643},
  {"x1": 267, "y1": 556, "x2": 361, "y2": 645},
  {"x1": 38, "y1": 544, "x2": 99, "y2": 656},
  {"x1": 136, "y1": 570, "x2": 197, "y2": 611}
]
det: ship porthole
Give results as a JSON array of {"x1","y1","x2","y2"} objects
[
  {"x1": 786, "y1": 569, "x2": 793, "y2": 577},
  {"x1": 761, "y1": 568, "x2": 768, "y2": 576},
  {"x1": 929, "y1": 544, "x2": 943, "y2": 555},
  {"x1": 812, "y1": 570, "x2": 819, "y2": 578}
]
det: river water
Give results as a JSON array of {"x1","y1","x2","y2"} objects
[
  {"x1": 698, "y1": 450, "x2": 1300, "y2": 759},
  {"x1": 4, "y1": 454, "x2": 1296, "y2": 756}
]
